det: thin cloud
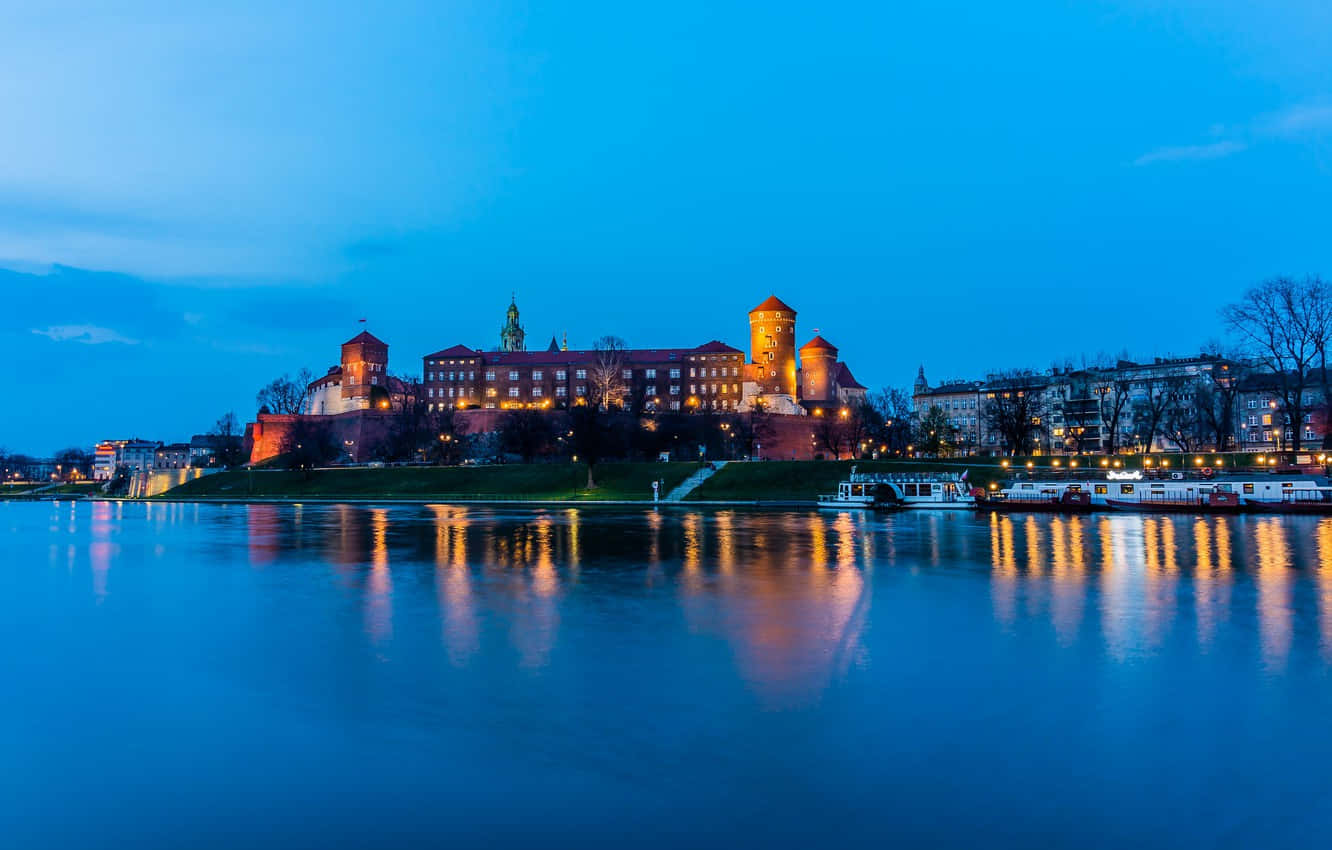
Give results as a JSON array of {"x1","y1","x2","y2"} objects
[
  {"x1": 31, "y1": 324, "x2": 138, "y2": 345},
  {"x1": 1133, "y1": 140, "x2": 1247, "y2": 167},
  {"x1": 1259, "y1": 102, "x2": 1332, "y2": 138}
]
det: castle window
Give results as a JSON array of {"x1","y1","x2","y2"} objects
[
  {"x1": 533, "y1": 370, "x2": 543, "y2": 380},
  {"x1": 485, "y1": 370, "x2": 496, "y2": 381},
  {"x1": 710, "y1": 368, "x2": 717, "y2": 377},
  {"x1": 556, "y1": 370, "x2": 567, "y2": 381},
  {"x1": 775, "y1": 327, "x2": 781, "y2": 333},
  {"x1": 370, "y1": 377, "x2": 377, "y2": 385},
  {"x1": 448, "y1": 388, "x2": 455, "y2": 398},
  {"x1": 732, "y1": 384, "x2": 739, "y2": 393},
  {"x1": 690, "y1": 384, "x2": 696, "y2": 394},
  {"x1": 646, "y1": 368, "x2": 656, "y2": 379},
  {"x1": 713, "y1": 384, "x2": 719, "y2": 395},
  {"x1": 670, "y1": 368, "x2": 680, "y2": 379},
  {"x1": 759, "y1": 327, "x2": 765, "y2": 334},
  {"x1": 428, "y1": 388, "x2": 435, "y2": 398},
  {"x1": 448, "y1": 371, "x2": 455, "y2": 381},
  {"x1": 647, "y1": 385, "x2": 657, "y2": 396},
  {"x1": 509, "y1": 370, "x2": 519, "y2": 381},
  {"x1": 623, "y1": 369, "x2": 632, "y2": 380},
  {"x1": 508, "y1": 387, "x2": 520, "y2": 397},
  {"x1": 575, "y1": 369, "x2": 587, "y2": 380}
]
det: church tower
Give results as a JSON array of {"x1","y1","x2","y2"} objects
[
  {"x1": 914, "y1": 365, "x2": 928, "y2": 396},
  {"x1": 499, "y1": 296, "x2": 526, "y2": 352},
  {"x1": 748, "y1": 295, "x2": 798, "y2": 398}
]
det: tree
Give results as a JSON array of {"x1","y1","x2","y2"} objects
[
  {"x1": 814, "y1": 411, "x2": 849, "y2": 459},
  {"x1": 1132, "y1": 376, "x2": 1177, "y2": 453},
  {"x1": 1196, "y1": 358, "x2": 1244, "y2": 452},
  {"x1": 1096, "y1": 375, "x2": 1132, "y2": 455},
  {"x1": 982, "y1": 373, "x2": 1047, "y2": 456},
  {"x1": 256, "y1": 368, "x2": 314, "y2": 415},
  {"x1": 588, "y1": 335, "x2": 629, "y2": 410},
  {"x1": 914, "y1": 405, "x2": 955, "y2": 457},
  {"x1": 425, "y1": 407, "x2": 467, "y2": 465},
  {"x1": 278, "y1": 417, "x2": 339, "y2": 475},
  {"x1": 1223, "y1": 275, "x2": 1329, "y2": 451},
  {"x1": 53, "y1": 447, "x2": 93, "y2": 480},
  {"x1": 867, "y1": 387, "x2": 913, "y2": 455},
  {"x1": 209, "y1": 411, "x2": 246, "y2": 468},
  {"x1": 500, "y1": 410, "x2": 556, "y2": 462}
]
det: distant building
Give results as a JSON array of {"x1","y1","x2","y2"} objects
[
  {"x1": 188, "y1": 434, "x2": 243, "y2": 467},
  {"x1": 94, "y1": 439, "x2": 161, "y2": 479},
  {"x1": 153, "y1": 443, "x2": 191, "y2": 470}
]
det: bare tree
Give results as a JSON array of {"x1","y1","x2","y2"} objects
[
  {"x1": 1196, "y1": 357, "x2": 1244, "y2": 452},
  {"x1": 1132, "y1": 375, "x2": 1178, "y2": 453},
  {"x1": 209, "y1": 412, "x2": 246, "y2": 468},
  {"x1": 1223, "y1": 275, "x2": 1327, "y2": 450},
  {"x1": 868, "y1": 386, "x2": 913, "y2": 455},
  {"x1": 256, "y1": 368, "x2": 314, "y2": 415},
  {"x1": 588, "y1": 335, "x2": 629, "y2": 410},
  {"x1": 982, "y1": 373, "x2": 1047, "y2": 456},
  {"x1": 913, "y1": 405, "x2": 955, "y2": 457},
  {"x1": 1096, "y1": 375, "x2": 1132, "y2": 455}
]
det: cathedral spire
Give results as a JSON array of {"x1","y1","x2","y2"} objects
[{"x1": 500, "y1": 295, "x2": 526, "y2": 352}]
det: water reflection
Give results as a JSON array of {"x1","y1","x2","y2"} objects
[{"x1": 44, "y1": 502, "x2": 1332, "y2": 704}]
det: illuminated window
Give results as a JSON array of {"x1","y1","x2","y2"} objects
[
  {"x1": 532, "y1": 370, "x2": 543, "y2": 380},
  {"x1": 669, "y1": 369, "x2": 680, "y2": 379},
  {"x1": 575, "y1": 369, "x2": 587, "y2": 380},
  {"x1": 556, "y1": 370, "x2": 567, "y2": 381},
  {"x1": 485, "y1": 370, "x2": 495, "y2": 381},
  {"x1": 509, "y1": 370, "x2": 519, "y2": 381},
  {"x1": 645, "y1": 369, "x2": 656, "y2": 379},
  {"x1": 670, "y1": 385, "x2": 680, "y2": 395},
  {"x1": 1120, "y1": 484, "x2": 1134, "y2": 494},
  {"x1": 508, "y1": 387, "x2": 520, "y2": 397},
  {"x1": 555, "y1": 386, "x2": 568, "y2": 397},
  {"x1": 622, "y1": 369, "x2": 632, "y2": 380},
  {"x1": 575, "y1": 385, "x2": 586, "y2": 396},
  {"x1": 485, "y1": 388, "x2": 497, "y2": 398},
  {"x1": 532, "y1": 387, "x2": 543, "y2": 397}
]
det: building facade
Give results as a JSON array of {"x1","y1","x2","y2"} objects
[
  {"x1": 913, "y1": 354, "x2": 1331, "y2": 456},
  {"x1": 305, "y1": 330, "x2": 411, "y2": 415},
  {"x1": 93, "y1": 439, "x2": 162, "y2": 479},
  {"x1": 422, "y1": 295, "x2": 866, "y2": 416}
]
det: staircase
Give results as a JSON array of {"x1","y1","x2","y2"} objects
[{"x1": 664, "y1": 461, "x2": 728, "y2": 502}]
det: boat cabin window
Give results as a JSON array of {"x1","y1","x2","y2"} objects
[
  {"x1": 1120, "y1": 484, "x2": 1134, "y2": 494},
  {"x1": 903, "y1": 484, "x2": 916, "y2": 497},
  {"x1": 1243, "y1": 483, "x2": 1254, "y2": 494},
  {"x1": 1094, "y1": 485, "x2": 1107, "y2": 495},
  {"x1": 1281, "y1": 482, "x2": 1294, "y2": 489},
  {"x1": 1067, "y1": 485, "x2": 1082, "y2": 492},
  {"x1": 1019, "y1": 484, "x2": 1034, "y2": 490}
]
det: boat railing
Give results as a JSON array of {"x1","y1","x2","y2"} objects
[{"x1": 848, "y1": 472, "x2": 963, "y2": 484}]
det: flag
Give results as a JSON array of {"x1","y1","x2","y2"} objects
[
  {"x1": 960, "y1": 469, "x2": 968, "y2": 481},
  {"x1": 358, "y1": 318, "x2": 367, "y2": 323}
]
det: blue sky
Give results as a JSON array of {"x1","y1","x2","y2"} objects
[{"x1": 3, "y1": 0, "x2": 1331, "y2": 452}]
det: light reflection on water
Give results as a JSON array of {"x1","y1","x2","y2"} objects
[{"x1": 8, "y1": 500, "x2": 1332, "y2": 847}]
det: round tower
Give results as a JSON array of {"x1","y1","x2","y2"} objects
[
  {"x1": 799, "y1": 336, "x2": 839, "y2": 403},
  {"x1": 748, "y1": 295, "x2": 798, "y2": 398}
]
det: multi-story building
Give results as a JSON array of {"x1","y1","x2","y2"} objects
[
  {"x1": 910, "y1": 353, "x2": 1329, "y2": 455},
  {"x1": 153, "y1": 443, "x2": 192, "y2": 470},
  {"x1": 421, "y1": 295, "x2": 866, "y2": 416},
  {"x1": 93, "y1": 439, "x2": 162, "y2": 479},
  {"x1": 189, "y1": 434, "x2": 243, "y2": 467}
]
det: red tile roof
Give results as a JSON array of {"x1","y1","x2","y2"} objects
[
  {"x1": 750, "y1": 295, "x2": 796, "y2": 314},
  {"x1": 799, "y1": 335, "x2": 838, "y2": 353},
  {"x1": 424, "y1": 345, "x2": 482, "y2": 359},
  {"x1": 835, "y1": 362, "x2": 866, "y2": 390},
  {"x1": 344, "y1": 330, "x2": 387, "y2": 347},
  {"x1": 425, "y1": 342, "x2": 742, "y2": 365}
]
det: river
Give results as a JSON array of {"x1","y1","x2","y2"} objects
[{"x1": 4, "y1": 500, "x2": 1332, "y2": 847}]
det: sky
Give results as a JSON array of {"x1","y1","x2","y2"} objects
[{"x1": 3, "y1": 0, "x2": 1331, "y2": 453}]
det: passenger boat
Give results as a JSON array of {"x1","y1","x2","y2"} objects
[
  {"x1": 1103, "y1": 481, "x2": 1241, "y2": 513},
  {"x1": 818, "y1": 468, "x2": 976, "y2": 510},
  {"x1": 995, "y1": 473, "x2": 1329, "y2": 512},
  {"x1": 1244, "y1": 486, "x2": 1332, "y2": 514}
]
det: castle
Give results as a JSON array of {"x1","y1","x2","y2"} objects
[{"x1": 421, "y1": 294, "x2": 865, "y2": 416}]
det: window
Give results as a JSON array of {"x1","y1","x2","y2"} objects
[
  {"x1": 556, "y1": 386, "x2": 568, "y2": 397},
  {"x1": 575, "y1": 369, "x2": 587, "y2": 380},
  {"x1": 689, "y1": 384, "x2": 697, "y2": 394},
  {"x1": 1094, "y1": 485, "x2": 1107, "y2": 495},
  {"x1": 486, "y1": 387, "x2": 497, "y2": 398},
  {"x1": 532, "y1": 387, "x2": 543, "y2": 398},
  {"x1": 556, "y1": 370, "x2": 567, "y2": 381},
  {"x1": 469, "y1": 371, "x2": 475, "y2": 381},
  {"x1": 670, "y1": 385, "x2": 681, "y2": 395},
  {"x1": 669, "y1": 368, "x2": 680, "y2": 379},
  {"x1": 428, "y1": 372, "x2": 435, "y2": 381},
  {"x1": 647, "y1": 386, "x2": 656, "y2": 396},
  {"x1": 532, "y1": 370, "x2": 543, "y2": 381},
  {"x1": 575, "y1": 385, "x2": 586, "y2": 396},
  {"x1": 1120, "y1": 484, "x2": 1134, "y2": 494},
  {"x1": 508, "y1": 387, "x2": 520, "y2": 397},
  {"x1": 370, "y1": 377, "x2": 377, "y2": 385},
  {"x1": 711, "y1": 384, "x2": 718, "y2": 395},
  {"x1": 732, "y1": 384, "x2": 739, "y2": 394},
  {"x1": 485, "y1": 370, "x2": 496, "y2": 381},
  {"x1": 622, "y1": 369, "x2": 632, "y2": 380},
  {"x1": 509, "y1": 370, "x2": 519, "y2": 381},
  {"x1": 448, "y1": 371, "x2": 455, "y2": 380},
  {"x1": 690, "y1": 368, "x2": 696, "y2": 378},
  {"x1": 448, "y1": 387, "x2": 455, "y2": 398},
  {"x1": 1243, "y1": 483, "x2": 1255, "y2": 494},
  {"x1": 645, "y1": 369, "x2": 656, "y2": 379},
  {"x1": 720, "y1": 384, "x2": 728, "y2": 394},
  {"x1": 1262, "y1": 414, "x2": 1272, "y2": 426}
]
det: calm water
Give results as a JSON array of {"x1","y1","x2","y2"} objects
[{"x1": 4, "y1": 501, "x2": 1332, "y2": 848}]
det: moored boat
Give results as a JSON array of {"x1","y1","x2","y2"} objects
[
  {"x1": 981, "y1": 487, "x2": 1093, "y2": 513},
  {"x1": 1244, "y1": 486, "x2": 1332, "y2": 514},
  {"x1": 818, "y1": 468, "x2": 976, "y2": 510}
]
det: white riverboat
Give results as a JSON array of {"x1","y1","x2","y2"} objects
[
  {"x1": 818, "y1": 468, "x2": 976, "y2": 510},
  {"x1": 989, "y1": 471, "x2": 1329, "y2": 513}
]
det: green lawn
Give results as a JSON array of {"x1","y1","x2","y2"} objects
[{"x1": 159, "y1": 462, "x2": 699, "y2": 501}]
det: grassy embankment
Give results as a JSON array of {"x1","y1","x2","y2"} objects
[
  {"x1": 160, "y1": 462, "x2": 699, "y2": 502},
  {"x1": 0, "y1": 482, "x2": 101, "y2": 500}
]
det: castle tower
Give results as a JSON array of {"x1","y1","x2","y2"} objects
[
  {"x1": 341, "y1": 330, "x2": 389, "y2": 409},
  {"x1": 799, "y1": 336, "x2": 839, "y2": 403},
  {"x1": 500, "y1": 296, "x2": 526, "y2": 352},
  {"x1": 748, "y1": 295, "x2": 798, "y2": 398},
  {"x1": 914, "y1": 365, "x2": 928, "y2": 395}
]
